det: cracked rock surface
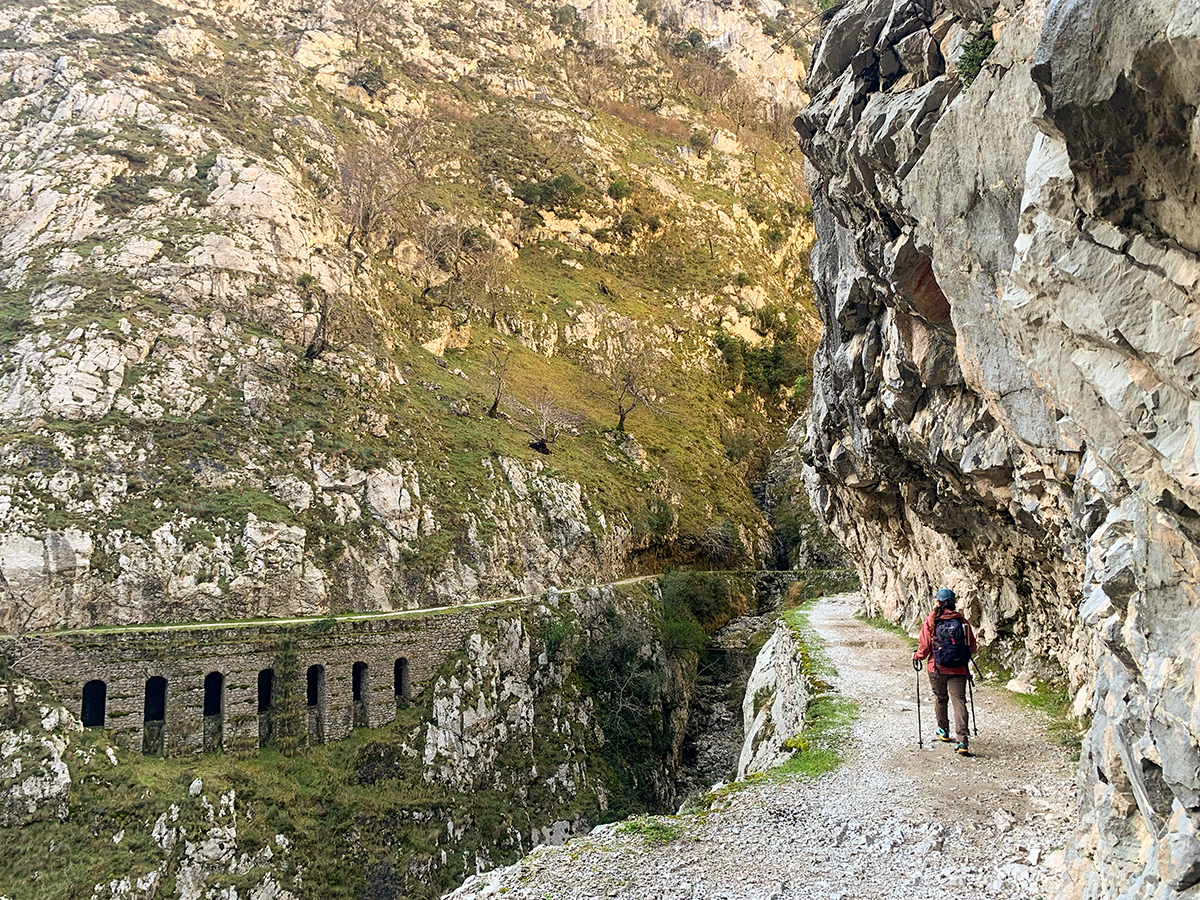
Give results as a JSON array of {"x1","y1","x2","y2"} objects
[{"x1": 793, "y1": 0, "x2": 1200, "y2": 895}]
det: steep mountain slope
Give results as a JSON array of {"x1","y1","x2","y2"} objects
[
  {"x1": 0, "y1": 0, "x2": 820, "y2": 629},
  {"x1": 793, "y1": 0, "x2": 1200, "y2": 897}
]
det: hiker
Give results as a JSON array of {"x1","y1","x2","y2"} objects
[{"x1": 913, "y1": 587, "x2": 977, "y2": 756}]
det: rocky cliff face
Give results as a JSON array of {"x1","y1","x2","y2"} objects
[
  {"x1": 796, "y1": 1, "x2": 1200, "y2": 896},
  {"x1": 0, "y1": 0, "x2": 820, "y2": 629}
]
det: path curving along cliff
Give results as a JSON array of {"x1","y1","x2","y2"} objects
[{"x1": 445, "y1": 593, "x2": 1076, "y2": 900}]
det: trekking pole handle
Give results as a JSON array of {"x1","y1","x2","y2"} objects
[{"x1": 912, "y1": 657, "x2": 921, "y2": 671}]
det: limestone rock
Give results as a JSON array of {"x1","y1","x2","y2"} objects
[
  {"x1": 796, "y1": 1, "x2": 1200, "y2": 897},
  {"x1": 0, "y1": 690, "x2": 78, "y2": 827},
  {"x1": 737, "y1": 622, "x2": 809, "y2": 779}
]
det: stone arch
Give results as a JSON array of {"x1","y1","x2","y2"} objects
[
  {"x1": 352, "y1": 661, "x2": 369, "y2": 728},
  {"x1": 142, "y1": 676, "x2": 167, "y2": 755},
  {"x1": 203, "y1": 671, "x2": 223, "y2": 752},
  {"x1": 257, "y1": 668, "x2": 274, "y2": 712},
  {"x1": 257, "y1": 668, "x2": 275, "y2": 749},
  {"x1": 306, "y1": 664, "x2": 325, "y2": 745},
  {"x1": 81, "y1": 679, "x2": 106, "y2": 728},
  {"x1": 144, "y1": 676, "x2": 167, "y2": 721},
  {"x1": 394, "y1": 657, "x2": 410, "y2": 706}
]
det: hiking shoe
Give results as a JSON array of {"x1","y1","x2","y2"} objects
[
  {"x1": 955, "y1": 742, "x2": 972, "y2": 756},
  {"x1": 935, "y1": 728, "x2": 953, "y2": 743}
]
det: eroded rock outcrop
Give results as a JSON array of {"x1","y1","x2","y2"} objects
[
  {"x1": 0, "y1": 682, "x2": 78, "y2": 827},
  {"x1": 796, "y1": 0, "x2": 1200, "y2": 896},
  {"x1": 736, "y1": 620, "x2": 809, "y2": 779}
]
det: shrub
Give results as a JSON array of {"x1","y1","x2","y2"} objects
[
  {"x1": 688, "y1": 129, "x2": 712, "y2": 157},
  {"x1": 660, "y1": 570, "x2": 742, "y2": 634},
  {"x1": 607, "y1": 177, "x2": 633, "y2": 201},
  {"x1": 744, "y1": 197, "x2": 771, "y2": 223},
  {"x1": 96, "y1": 176, "x2": 156, "y2": 215},
  {"x1": 514, "y1": 172, "x2": 586, "y2": 214},
  {"x1": 957, "y1": 27, "x2": 997, "y2": 85},
  {"x1": 349, "y1": 61, "x2": 388, "y2": 96},
  {"x1": 470, "y1": 114, "x2": 541, "y2": 183}
]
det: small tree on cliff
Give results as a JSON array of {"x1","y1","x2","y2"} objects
[
  {"x1": 582, "y1": 317, "x2": 666, "y2": 432},
  {"x1": 339, "y1": 0, "x2": 387, "y2": 50},
  {"x1": 338, "y1": 132, "x2": 414, "y2": 253},
  {"x1": 411, "y1": 215, "x2": 510, "y2": 318}
]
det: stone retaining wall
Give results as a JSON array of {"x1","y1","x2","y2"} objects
[{"x1": 20, "y1": 605, "x2": 494, "y2": 756}]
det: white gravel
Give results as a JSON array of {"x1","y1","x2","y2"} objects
[{"x1": 446, "y1": 592, "x2": 1077, "y2": 900}]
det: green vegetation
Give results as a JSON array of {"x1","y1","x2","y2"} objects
[
  {"x1": 774, "y1": 696, "x2": 857, "y2": 777},
  {"x1": 574, "y1": 596, "x2": 676, "y2": 821},
  {"x1": 618, "y1": 815, "x2": 684, "y2": 845},
  {"x1": 967, "y1": 651, "x2": 1086, "y2": 757},
  {"x1": 0, "y1": 710, "x2": 476, "y2": 900},
  {"x1": 1009, "y1": 682, "x2": 1086, "y2": 755},
  {"x1": 957, "y1": 24, "x2": 998, "y2": 85},
  {"x1": 659, "y1": 570, "x2": 747, "y2": 638},
  {"x1": 702, "y1": 597, "x2": 859, "y2": 810},
  {"x1": 776, "y1": 600, "x2": 859, "y2": 775},
  {"x1": 349, "y1": 60, "x2": 388, "y2": 96}
]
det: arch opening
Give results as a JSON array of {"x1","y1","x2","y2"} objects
[
  {"x1": 394, "y1": 657, "x2": 410, "y2": 707},
  {"x1": 306, "y1": 664, "x2": 325, "y2": 745},
  {"x1": 144, "y1": 676, "x2": 167, "y2": 721},
  {"x1": 142, "y1": 676, "x2": 167, "y2": 755},
  {"x1": 257, "y1": 668, "x2": 275, "y2": 749},
  {"x1": 203, "y1": 671, "x2": 223, "y2": 752},
  {"x1": 352, "y1": 661, "x2": 369, "y2": 728},
  {"x1": 81, "y1": 679, "x2": 106, "y2": 728}
]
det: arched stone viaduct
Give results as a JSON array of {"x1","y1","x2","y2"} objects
[
  {"x1": 19, "y1": 601, "x2": 498, "y2": 757},
  {"x1": 15, "y1": 570, "x2": 823, "y2": 757}
]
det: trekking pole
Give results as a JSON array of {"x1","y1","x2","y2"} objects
[
  {"x1": 968, "y1": 671, "x2": 978, "y2": 737},
  {"x1": 913, "y1": 657, "x2": 923, "y2": 747}
]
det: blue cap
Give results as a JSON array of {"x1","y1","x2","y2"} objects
[{"x1": 936, "y1": 588, "x2": 956, "y2": 606}]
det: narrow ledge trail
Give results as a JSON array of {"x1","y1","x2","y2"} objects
[{"x1": 446, "y1": 592, "x2": 1078, "y2": 900}]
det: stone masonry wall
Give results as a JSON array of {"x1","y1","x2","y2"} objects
[{"x1": 19, "y1": 605, "x2": 491, "y2": 756}]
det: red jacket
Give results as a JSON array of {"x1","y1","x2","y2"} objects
[{"x1": 914, "y1": 608, "x2": 977, "y2": 675}]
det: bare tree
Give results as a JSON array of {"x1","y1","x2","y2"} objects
[
  {"x1": 723, "y1": 81, "x2": 764, "y2": 134},
  {"x1": 563, "y1": 45, "x2": 615, "y2": 109},
  {"x1": 200, "y1": 58, "x2": 242, "y2": 111},
  {"x1": 677, "y1": 56, "x2": 736, "y2": 112},
  {"x1": 526, "y1": 390, "x2": 578, "y2": 453},
  {"x1": 486, "y1": 341, "x2": 510, "y2": 419},
  {"x1": 338, "y1": 132, "x2": 414, "y2": 252},
  {"x1": 339, "y1": 0, "x2": 387, "y2": 50},
  {"x1": 391, "y1": 113, "x2": 440, "y2": 179},
  {"x1": 412, "y1": 214, "x2": 510, "y2": 318}
]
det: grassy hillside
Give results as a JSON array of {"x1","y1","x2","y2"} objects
[{"x1": 0, "y1": 0, "x2": 821, "y2": 620}]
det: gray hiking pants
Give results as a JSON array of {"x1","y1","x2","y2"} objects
[{"x1": 929, "y1": 672, "x2": 969, "y2": 743}]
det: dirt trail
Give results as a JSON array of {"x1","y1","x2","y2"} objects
[{"x1": 447, "y1": 592, "x2": 1077, "y2": 900}]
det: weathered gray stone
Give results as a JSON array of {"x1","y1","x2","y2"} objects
[
  {"x1": 796, "y1": 1, "x2": 1200, "y2": 897},
  {"x1": 737, "y1": 622, "x2": 810, "y2": 779}
]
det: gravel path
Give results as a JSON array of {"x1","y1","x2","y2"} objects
[{"x1": 446, "y1": 592, "x2": 1077, "y2": 900}]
